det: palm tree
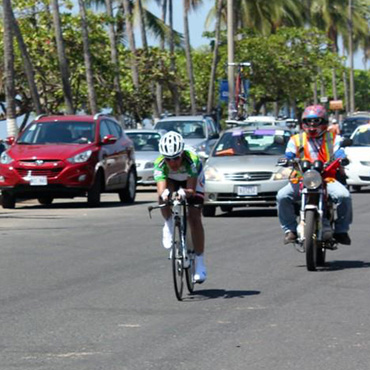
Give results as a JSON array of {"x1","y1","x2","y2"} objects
[
  {"x1": 2, "y1": 0, "x2": 18, "y2": 136},
  {"x1": 122, "y1": 0, "x2": 140, "y2": 89},
  {"x1": 206, "y1": 0, "x2": 223, "y2": 114},
  {"x1": 104, "y1": 0, "x2": 125, "y2": 118},
  {"x1": 78, "y1": 0, "x2": 98, "y2": 114},
  {"x1": 50, "y1": 0, "x2": 74, "y2": 114},
  {"x1": 183, "y1": 0, "x2": 200, "y2": 115},
  {"x1": 10, "y1": 4, "x2": 43, "y2": 116}
]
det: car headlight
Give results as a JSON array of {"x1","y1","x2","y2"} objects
[
  {"x1": 0, "y1": 151, "x2": 13, "y2": 164},
  {"x1": 302, "y1": 169, "x2": 322, "y2": 189},
  {"x1": 204, "y1": 166, "x2": 223, "y2": 181},
  {"x1": 144, "y1": 162, "x2": 154, "y2": 169},
  {"x1": 273, "y1": 167, "x2": 291, "y2": 180},
  {"x1": 67, "y1": 150, "x2": 92, "y2": 163}
]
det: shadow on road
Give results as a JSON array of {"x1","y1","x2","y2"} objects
[
  {"x1": 321, "y1": 260, "x2": 370, "y2": 271},
  {"x1": 217, "y1": 209, "x2": 277, "y2": 218},
  {"x1": 185, "y1": 289, "x2": 260, "y2": 301}
]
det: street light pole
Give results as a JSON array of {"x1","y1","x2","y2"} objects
[
  {"x1": 348, "y1": 0, "x2": 355, "y2": 113},
  {"x1": 227, "y1": 0, "x2": 235, "y2": 119}
]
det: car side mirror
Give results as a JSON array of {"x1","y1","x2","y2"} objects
[
  {"x1": 340, "y1": 138, "x2": 352, "y2": 147},
  {"x1": 210, "y1": 133, "x2": 220, "y2": 139},
  {"x1": 5, "y1": 136, "x2": 15, "y2": 145},
  {"x1": 101, "y1": 134, "x2": 117, "y2": 144},
  {"x1": 274, "y1": 135, "x2": 285, "y2": 145}
]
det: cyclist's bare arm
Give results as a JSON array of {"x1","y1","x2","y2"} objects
[
  {"x1": 157, "y1": 180, "x2": 168, "y2": 199},
  {"x1": 184, "y1": 177, "x2": 197, "y2": 198}
]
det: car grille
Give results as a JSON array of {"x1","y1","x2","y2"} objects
[
  {"x1": 223, "y1": 172, "x2": 272, "y2": 181},
  {"x1": 359, "y1": 176, "x2": 370, "y2": 181},
  {"x1": 216, "y1": 192, "x2": 277, "y2": 202},
  {"x1": 15, "y1": 168, "x2": 63, "y2": 178}
]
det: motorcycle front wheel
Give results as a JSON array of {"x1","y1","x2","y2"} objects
[{"x1": 304, "y1": 209, "x2": 318, "y2": 271}]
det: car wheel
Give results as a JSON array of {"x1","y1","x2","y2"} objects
[
  {"x1": 119, "y1": 169, "x2": 136, "y2": 204},
  {"x1": 202, "y1": 205, "x2": 216, "y2": 217},
  {"x1": 87, "y1": 172, "x2": 102, "y2": 207},
  {"x1": 220, "y1": 205, "x2": 233, "y2": 213},
  {"x1": 1, "y1": 192, "x2": 16, "y2": 209},
  {"x1": 38, "y1": 197, "x2": 53, "y2": 206}
]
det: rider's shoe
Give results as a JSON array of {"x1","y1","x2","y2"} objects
[
  {"x1": 333, "y1": 233, "x2": 351, "y2": 245},
  {"x1": 162, "y1": 220, "x2": 173, "y2": 250},
  {"x1": 193, "y1": 254, "x2": 207, "y2": 284},
  {"x1": 284, "y1": 230, "x2": 297, "y2": 244}
]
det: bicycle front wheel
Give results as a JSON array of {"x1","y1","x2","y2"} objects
[
  {"x1": 172, "y1": 222, "x2": 184, "y2": 301},
  {"x1": 185, "y1": 252, "x2": 195, "y2": 294}
]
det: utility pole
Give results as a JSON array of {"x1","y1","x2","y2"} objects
[
  {"x1": 348, "y1": 0, "x2": 355, "y2": 113},
  {"x1": 227, "y1": 0, "x2": 235, "y2": 119}
]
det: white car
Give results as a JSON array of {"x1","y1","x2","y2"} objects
[
  {"x1": 345, "y1": 123, "x2": 370, "y2": 191},
  {"x1": 125, "y1": 129, "x2": 162, "y2": 185}
]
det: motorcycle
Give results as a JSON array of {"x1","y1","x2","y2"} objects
[{"x1": 278, "y1": 141, "x2": 350, "y2": 271}]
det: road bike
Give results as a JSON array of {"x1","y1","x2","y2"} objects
[{"x1": 148, "y1": 194, "x2": 196, "y2": 301}]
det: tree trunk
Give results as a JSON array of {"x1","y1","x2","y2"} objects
[
  {"x1": 105, "y1": 0, "x2": 124, "y2": 119},
  {"x1": 227, "y1": 0, "x2": 235, "y2": 119},
  {"x1": 156, "y1": 0, "x2": 167, "y2": 116},
  {"x1": 348, "y1": 0, "x2": 355, "y2": 113},
  {"x1": 2, "y1": 0, "x2": 18, "y2": 136},
  {"x1": 122, "y1": 0, "x2": 139, "y2": 89},
  {"x1": 183, "y1": 0, "x2": 197, "y2": 115},
  {"x1": 10, "y1": 8, "x2": 43, "y2": 116},
  {"x1": 207, "y1": 0, "x2": 223, "y2": 114},
  {"x1": 50, "y1": 0, "x2": 74, "y2": 114},
  {"x1": 78, "y1": 0, "x2": 98, "y2": 114},
  {"x1": 168, "y1": 0, "x2": 180, "y2": 115}
]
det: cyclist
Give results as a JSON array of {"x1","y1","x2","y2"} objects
[
  {"x1": 154, "y1": 131, "x2": 207, "y2": 283},
  {"x1": 276, "y1": 105, "x2": 353, "y2": 245}
]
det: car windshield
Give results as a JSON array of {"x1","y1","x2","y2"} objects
[
  {"x1": 17, "y1": 121, "x2": 96, "y2": 144},
  {"x1": 352, "y1": 126, "x2": 370, "y2": 146},
  {"x1": 126, "y1": 132, "x2": 161, "y2": 151},
  {"x1": 342, "y1": 118, "x2": 370, "y2": 138},
  {"x1": 156, "y1": 121, "x2": 205, "y2": 139},
  {"x1": 213, "y1": 129, "x2": 290, "y2": 157}
]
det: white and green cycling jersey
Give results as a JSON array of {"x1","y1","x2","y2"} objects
[{"x1": 153, "y1": 150, "x2": 204, "y2": 195}]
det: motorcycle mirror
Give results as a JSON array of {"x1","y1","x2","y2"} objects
[{"x1": 340, "y1": 138, "x2": 352, "y2": 147}]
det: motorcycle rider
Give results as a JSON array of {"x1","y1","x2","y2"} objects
[
  {"x1": 276, "y1": 105, "x2": 353, "y2": 245},
  {"x1": 154, "y1": 131, "x2": 207, "y2": 283}
]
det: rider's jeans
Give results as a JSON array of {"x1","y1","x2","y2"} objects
[{"x1": 276, "y1": 180, "x2": 353, "y2": 234}]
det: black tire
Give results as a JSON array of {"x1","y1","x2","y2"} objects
[
  {"x1": 38, "y1": 197, "x2": 53, "y2": 206},
  {"x1": 87, "y1": 172, "x2": 102, "y2": 207},
  {"x1": 172, "y1": 222, "x2": 184, "y2": 301},
  {"x1": 2, "y1": 192, "x2": 16, "y2": 209},
  {"x1": 305, "y1": 209, "x2": 318, "y2": 271},
  {"x1": 317, "y1": 246, "x2": 326, "y2": 267},
  {"x1": 352, "y1": 185, "x2": 362, "y2": 192},
  {"x1": 202, "y1": 205, "x2": 216, "y2": 217},
  {"x1": 119, "y1": 169, "x2": 136, "y2": 204},
  {"x1": 185, "y1": 251, "x2": 195, "y2": 294},
  {"x1": 220, "y1": 205, "x2": 233, "y2": 213}
]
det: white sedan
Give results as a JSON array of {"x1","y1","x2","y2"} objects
[{"x1": 345, "y1": 123, "x2": 370, "y2": 191}]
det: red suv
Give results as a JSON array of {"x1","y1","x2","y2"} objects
[{"x1": 0, "y1": 114, "x2": 137, "y2": 208}]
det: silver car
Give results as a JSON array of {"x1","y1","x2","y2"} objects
[
  {"x1": 203, "y1": 127, "x2": 292, "y2": 216},
  {"x1": 154, "y1": 115, "x2": 220, "y2": 160},
  {"x1": 125, "y1": 129, "x2": 162, "y2": 186}
]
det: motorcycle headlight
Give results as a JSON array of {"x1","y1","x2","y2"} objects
[
  {"x1": 273, "y1": 167, "x2": 291, "y2": 180},
  {"x1": 204, "y1": 166, "x2": 223, "y2": 181},
  {"x1": 302, "y1": 169, "x2": 322, "y2": 189},
  {"x1": 0, "y1": 151, "x2": 13, "y2": 164},
  {"x1": 67, "y1": 150, "x2": 92, "y2": 163}
]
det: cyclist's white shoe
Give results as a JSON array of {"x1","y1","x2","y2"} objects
[
  {"x1": 162, "y1": 219, "x2": 173, "y2": 250},
  {"x1": 194, "y1": 254, "x2": 207, "y2": 284}
]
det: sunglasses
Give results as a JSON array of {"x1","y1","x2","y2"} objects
[
  {"x1": 165, "y1": 155, "x2": 182, "y2": 162},
  {"x1": 303, "y1": 118, "x2": 323, "y2": 127}
]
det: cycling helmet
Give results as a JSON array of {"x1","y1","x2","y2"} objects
[
  {"x1": 301, "y1": 105, "x2": 328, "y2": 138},
  {"x1": 159, "y1": 131, "x2": 185, "y2": 158}
]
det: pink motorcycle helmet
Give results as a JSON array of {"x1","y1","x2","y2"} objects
[{"x1": 301, "y1": 105, "x2": 328, "y2": 138}]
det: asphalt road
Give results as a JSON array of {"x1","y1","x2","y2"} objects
[{"x1": 1, "y1": 187, "x2": 370, "y2": 370}]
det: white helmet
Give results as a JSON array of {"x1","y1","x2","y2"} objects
[{"x1": 159, "y1": 131, "x2": 184, "y2": 158}]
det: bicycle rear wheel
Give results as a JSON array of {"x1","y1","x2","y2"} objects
[{"x1": 172, "y1": 222, "x2": 184, "y2": 301}]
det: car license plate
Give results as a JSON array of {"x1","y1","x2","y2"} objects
[
  {"x1": 237, "y1": 185, "x2": 258, "y2": 196},
  {"x1": 29, "y1": 176, "x2": 48, "y2": 186}
]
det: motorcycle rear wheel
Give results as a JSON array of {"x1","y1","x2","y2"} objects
[{"x1": 305, "y1": 209, "x2": 318, "y2": 271}]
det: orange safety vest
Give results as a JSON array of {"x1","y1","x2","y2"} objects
[{"x1": 292, "y1": 131, "x2": 336, "y2": 163}]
